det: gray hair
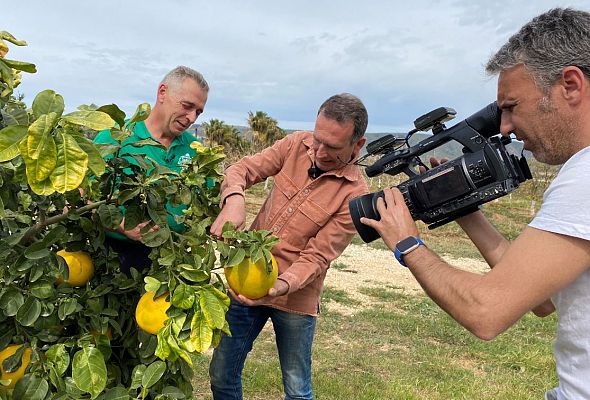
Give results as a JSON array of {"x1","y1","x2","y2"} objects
[
  {"x1": 318, "y1": 93, "x2": 368, "y2": 143},
  {"x1": 486, "y1": 8, "x2": 590, "y2": 92},
  {"x1": 161, "y1": 65, "x2": 209, "y2": 93}
]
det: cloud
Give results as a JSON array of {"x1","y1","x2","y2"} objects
[{"x1": 4, "y1": 0, "x2": 590, "y2": 132}]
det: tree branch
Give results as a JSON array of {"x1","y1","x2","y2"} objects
[{"x1": 19, "y1": 200, "x2": 107, "y2": 245}]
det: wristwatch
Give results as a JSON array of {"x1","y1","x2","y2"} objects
[{"x1": 394, "y1": 236, "x2": 426, "y2": 267}]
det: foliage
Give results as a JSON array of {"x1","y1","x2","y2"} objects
[
  {"x1": 0, "y1": 30, "x2": 272, "y2": 399},
  {"x1": 247, "y1": 111, "x2": 285, "y2": 151},
  {"x1": 201, "y1": 119, "x2": 250, "y2": 159}
]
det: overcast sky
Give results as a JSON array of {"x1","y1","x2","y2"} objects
[{"x1": 4, "y1": 1, "x2": 589, "y2": 133}]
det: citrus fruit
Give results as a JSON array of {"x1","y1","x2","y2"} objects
[
  {"x1": 56, "y1": 250, "x2": 94, "y2": 287},
  {"x1": 0, "y1": 344, "x2": 31, "y2": 390},
  {"x1": 224, "y1": 254, "x2": 278, "y2": 299},
  {"x1": 135, "y1": 291, "x2": 170, "y2": 335}
]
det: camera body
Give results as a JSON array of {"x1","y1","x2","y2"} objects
[{"x1": 349, "y1": 102, "x2": 532, "y2": 243}]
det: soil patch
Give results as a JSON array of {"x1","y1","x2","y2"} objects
[{"x1": 324, "y1": 243, "x2": 488, "y2": 315}]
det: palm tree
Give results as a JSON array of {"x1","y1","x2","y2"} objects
[
  {"x1": 201, "y1": 119, "x2": 251, "y2": 162},
  {"x1": 247, "y1": 111, "x2": 285, "y2": 149}
]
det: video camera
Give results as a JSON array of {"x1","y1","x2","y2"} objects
[{"x1": 349, "y1": 102, "x2": 532, "y2": 243}]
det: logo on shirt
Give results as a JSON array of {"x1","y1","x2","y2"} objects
[{"x1": 178, "y1": 153, "x2": 192, "y2": 169}]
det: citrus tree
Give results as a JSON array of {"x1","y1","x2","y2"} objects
[{"x1": 0, "y1": 31, "x2": 274, "y2": 399}]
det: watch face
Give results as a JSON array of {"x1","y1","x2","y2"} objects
[{"x1": 397, "y1": 236, "x2": 419, "y2": 254}]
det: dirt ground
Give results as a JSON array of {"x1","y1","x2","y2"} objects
[{"x1": 324, "y1": 243, "x2": 489, "y2": 315}]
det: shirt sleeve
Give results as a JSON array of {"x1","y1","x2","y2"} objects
[
  {"x1": 219, "y1": 134, "x2": 295, "y2": 204},
  {"x1": 529, "y1": 150, "x2": 590, "y2": 240}
]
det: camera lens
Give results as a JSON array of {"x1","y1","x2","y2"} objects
[{"x1": 348, "y1": 191, "x2": 385, "y2": 243}]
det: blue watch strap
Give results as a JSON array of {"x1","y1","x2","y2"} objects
[{"x1": 394, "y1": 237, "x2": 426, "y2": 267}]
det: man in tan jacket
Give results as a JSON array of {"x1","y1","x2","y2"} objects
[{"x1": 209, "y1": 93, "x2": 368, "y2": 400}]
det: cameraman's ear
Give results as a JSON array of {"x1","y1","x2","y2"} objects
[{"x1": 560, "y1": 66, "x2": 586, "y2": 106}]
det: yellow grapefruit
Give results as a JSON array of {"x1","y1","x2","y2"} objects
[
  {"x1": 135, "y1": 291, "x2": 170, "y2": 335},
  {"x1": 56, "y1": 250, "x2": 94, "y2": 287},
  {"x1": 0, "y1": 344, "x2": 31, "y2": 390},
  {"x1": 224, "y1": 255, "x2": 278, "y2": 299}
]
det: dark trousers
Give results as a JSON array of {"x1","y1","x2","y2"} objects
[{"x1": 105, "y1": 236, "x2": 152, "y2": 276}]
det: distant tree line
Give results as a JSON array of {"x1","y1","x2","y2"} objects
[{"x1": 201, "y1": 111, "x2": 285, "y2": 162}]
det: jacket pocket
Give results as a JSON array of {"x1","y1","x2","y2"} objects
[{"x1": 285, "y1": 199, "x2": 331, "y2": 249}]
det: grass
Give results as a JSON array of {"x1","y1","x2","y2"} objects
[{"x1": 192, "y1": 289, "x2": 557, "y2": 399}]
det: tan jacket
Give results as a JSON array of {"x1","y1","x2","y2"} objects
[{"x1": 221, "y1": 131, "x2": 369, "y2": 315}]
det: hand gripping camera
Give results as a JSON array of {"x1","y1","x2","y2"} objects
[{"x1": 349, "y1": 102, "x2": 532, "y2": 243}]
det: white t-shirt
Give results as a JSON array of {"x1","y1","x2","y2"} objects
[{"x1": 529, "y1": 146, "x2": 590, "y2": 400}]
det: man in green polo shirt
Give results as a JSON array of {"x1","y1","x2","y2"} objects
[{"x1": 94, "y1": 65, "x2": 209, "y2": 274}]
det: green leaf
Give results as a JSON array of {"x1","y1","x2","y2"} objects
[
  {"x1": 62, "y1": 110, "x2": 115, "y2": 131},
  {"x1": 48, "y1": 363, "x2": 66, "y2": 394},
  {"x1": 50, "y1": 130, "x2": 89, "y2": 193},
  {"x1": 72, "y1": 135, "x2": 106, "y2": 176},
  {"x1": 58, "y1": 298, "x2": 78, "y2": 320},
  {"x1": 18, "y1": 123, "x2": 57, "y2": 186},
  {"x1": 12, "y1": 375, "x2": 49, "y2": 400},
  {"x1": 199, "y1": 287, "x2": 226, "y2": 329},
  {"x1": 1, "y1": 107, "x2": 29, "y2": 126},
  {"x1": 102, "y1": 386, "x2": 130, "y2": 400},
  {"x1": 29, "y1": 264, "x2": 44, "y2": 282},
  {"x1": 30, "y1": 282, "x2": 55, "y2": 299},
  {"x1": 0, "y1": 288, "x2": 24, "y2": 316},
  {"x1": 28, "y1": 178, "x2": 55, "y2": 196},
  {"x1": 72, "y1": 346, "x2": 108, "y2": 398},
  {"x1": 141, "y1": 360, "x2": 166, "y2": 389},
  {"x1": 132, "y1": 138, "x2": 164, "y2": 149},
  {"x1": 23, "y1": 241, "x2": 50, "y2": 259},
  {"x1": 123, "y1": 203, "x2": 143, "y2": 230},
  {"x1": 116, "y1": 188, "x2": 141, "y2": 204},
  {"x1": 190, "y1": 309, "x2": 213, "y2": 353},
  {"x1": 18, "y1": 133, "x2": 56, "y2": 194},
  {"x1": 97, "y1": 204, "x2": 124, "y2": 230},
  {"x1": 1, "y1": 58, "x2": 37, "y2": 73},
  {"x1": 26, "y1": 111, "x2": 59, "y2": 165},
  {"x1": 16, "y1": 296, "x2": 42, "y2": 326},
  {"x1": 125, "y1": 103, "x2": 151, "y2": 126},
  {"x1": 0, "y1": 124, "x2": 27, "y2": 162},
  {"x1": 41, "y1": 225, "x2": 67, "y2": 248},
  {"x1": 32, "y1": 89, "x2": 64, "y2": 119},
  {"x1": 172, "y1": 284, "x2": 196, "y2": 310},
  {"x1": 0, "y1": 31, "x2": 27, "y2": 46},
  {"x1": 161, "y1": 386, "x2": 186, "y2": 398},
  {"x1": 45, "y1": 344, "x2": 70, "y2": 375},
  {"x1": 154, "y1": 330, "x2": 171, "y2": 360},
  {"x1": 96, "y1": 104, "x2": 126, "y2": 128},
  {"x1": 142, "y1": 226, "x2": 171, "y2": 248},
  {"x1": 225, "y1": 247, "x2": 246, "y2": 267},
  {"x1": 144, "y1": 276, "x2": 161, "y2": 293},
  {"x1": 179, "y1": 267, "x2": 209, "y2": 283},
  {"x1": 130, "y1": 364, "x2": 146, "y2": 390}
]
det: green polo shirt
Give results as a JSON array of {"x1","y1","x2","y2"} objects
[{"x1": 94, "y1": 121, "x2": 198, "y2": 241}]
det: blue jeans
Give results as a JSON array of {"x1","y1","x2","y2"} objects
[{"x1": 209, "y1": 299, "x2": 317, "y2": 400}]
